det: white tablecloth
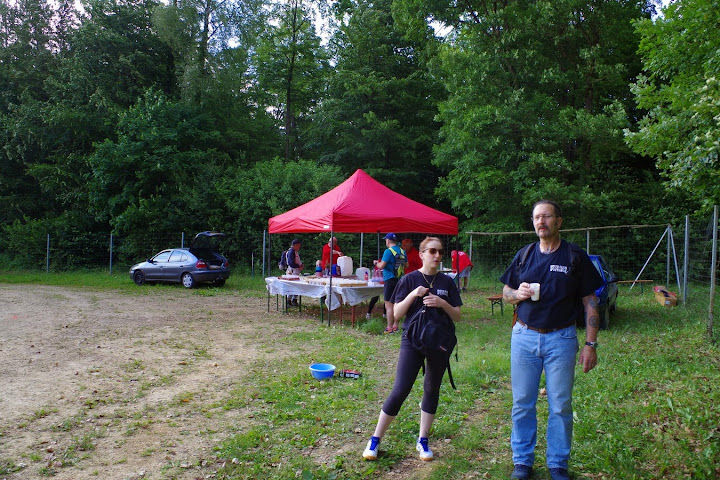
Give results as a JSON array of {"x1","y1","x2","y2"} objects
[{"x1": 265, "y1": 277, "x2": 384, "y2": 311}]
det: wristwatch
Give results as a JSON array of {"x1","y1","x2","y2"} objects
[{"x1": 585, "y1": 341, "x2": 598, "y2": 348}]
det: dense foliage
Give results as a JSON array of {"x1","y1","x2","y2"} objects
[
  {"x1": 626, "y1": 0, "x2": 720, "y2": 212},
  {"x1": 0, "y1": 0, "x2": 714, "y2": 268}
]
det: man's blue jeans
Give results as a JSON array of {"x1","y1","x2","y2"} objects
[{"x1": 510, "y1": 322, "x2": 578, "y2": 470}]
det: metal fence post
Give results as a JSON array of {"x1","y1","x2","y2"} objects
[
  {"x1": 262, "y1": 230, "x2": 267, "y2": 279},
  {"x1": 586, "y1": 229, "x2": 590, "y2": 253},
  {"x1": 709, "y1": 205, "x2": 717, "y2": 342},
  {"x1": 469, "y1": 235, "x2": 473, "y2": 265},
  {"x1": 667, "y1": 224, "x2": 671, "y2": 286},
  {"x1": 181, "y1": 232, "x2": 185, "y2": 248},
  {"x1": 684, "y1": 215, "x2": 689, "y2": 302},
  {"x1": 109, "y1": 233, "x2": 113, "y2": 275},
  {"x1": 46, "y1": 234, "x2": 50, "y2": 273}
]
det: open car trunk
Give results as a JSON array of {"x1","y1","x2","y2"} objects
[{"x1": 189, "y1": 231, "x2": 227, "y2": 268}]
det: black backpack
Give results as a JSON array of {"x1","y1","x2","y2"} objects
[
  {"x1": 404, "y1": 299, "x2": 458, "y2": 389},
  {"x1": 278, "y1": 248, "x2": 290, "y2": 271}
]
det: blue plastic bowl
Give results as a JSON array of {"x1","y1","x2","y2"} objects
[{"x1": 309, "y1": 363, "x2": 336, "y2": 380}]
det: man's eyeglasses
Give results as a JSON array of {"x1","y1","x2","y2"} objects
[
  {"x1": 422, "y1": 248, "x2": 444, "y2": 256},
  {"x1": 532, "y1": 214, "x2": 556, "y2": 222}
]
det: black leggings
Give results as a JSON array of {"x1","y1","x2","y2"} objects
[{"x1": 382, "y1": 336, "x2": 451, "y2": 416}]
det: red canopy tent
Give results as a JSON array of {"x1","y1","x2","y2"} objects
[
  {"x1": 267, "y1": 169, "x2": 458, "y2": 324},
  {"x1": 268, "y1": 169, "x2": 458, "y2": 234}
]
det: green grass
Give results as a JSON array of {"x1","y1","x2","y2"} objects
[
  {"x1": 1, "y1": 271, "x2": 718, "y2": 479},
  {"x1": 0, "y1": 268, "x2": 268, "y2": 292},
  {"x1": 213, "y1": 277, "x2": 720, "y2": 479}
]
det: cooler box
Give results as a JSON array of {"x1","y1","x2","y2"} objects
[{"x1": 653, "y1": 285, "x2": 678, "y2": 307}]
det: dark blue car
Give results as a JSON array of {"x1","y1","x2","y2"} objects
[{"x1": 588, "y1": 254, "x2": 619, "y2": 329}]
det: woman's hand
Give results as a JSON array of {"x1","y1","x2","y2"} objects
[
  {"x1": 414, "y1": 286, "x2": 429, "y2": 298},
  {"x1": 421, "y1": 292, "x2": 444, "y2": 307},
  {"x1": 423, "y1": 292, "x2": 462, "y2": 323}
]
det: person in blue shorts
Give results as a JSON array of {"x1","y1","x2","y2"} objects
[
  {"x1": 500, "y1": 200, "x2": 603, "y2": 480},
  {"x1": 372, "y1": 233, "x2": 407, "y2": 333}
]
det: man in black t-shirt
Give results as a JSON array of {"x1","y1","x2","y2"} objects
[{"x1": 500, "y1": 200, "x2": 603, "y2": 480}]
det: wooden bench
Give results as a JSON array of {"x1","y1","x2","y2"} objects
[
  {"x1": 616, "y1": 279, "x2": 653, "y2": 293},
  {"x1": 486, "y1": 294, "x2": 504, "y2": 315}
]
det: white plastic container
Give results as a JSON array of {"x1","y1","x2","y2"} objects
[
  {"x1": 356, "y1": 267, "x2": 370, "y2": 281},
  {"x1": 337, "y1": 256, "x2": 353, "y2": 277}
]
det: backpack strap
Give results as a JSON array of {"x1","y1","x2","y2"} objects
[
  {"x1": 516, "y1": 242, "x2": 536, "y2": 274},
  {"x1": 420, "y1": 347, "x2": 458, "y2": 390},
  {"x1": 447, "y1": 360, "x2": 457, "y2": 390},
  {"x1": 390, "y1": 246, "x2": 407, "y2": 277},
  {"x1": 566, "y1": 241, "x2": 582, "y2": 279}
]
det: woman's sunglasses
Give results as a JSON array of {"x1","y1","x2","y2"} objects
[{"x1": 422, "y1": 248, "x2": 444, "y2": 256}]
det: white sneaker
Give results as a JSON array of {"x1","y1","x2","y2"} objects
[
  {"x1": 365, "y1": 313, "x2": 371, "y2": 320},
  {"x1": 363, "y1": 436, "x2": 380, "y2": 460},
  {"x1": 416, "y1": 437, "x2": 433, "y2": 461}
]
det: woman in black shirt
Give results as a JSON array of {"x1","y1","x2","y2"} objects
[{"x1": 362, "y1": 236, "x2": 462, "y2": 461}]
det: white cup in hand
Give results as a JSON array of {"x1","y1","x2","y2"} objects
[{"x1": 530, "y1": 283, "x2": 540, "y2": 301}]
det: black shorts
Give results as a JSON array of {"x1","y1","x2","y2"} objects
[{"x1": 383, "y1": 277, "x2": 399, "y2": 301}]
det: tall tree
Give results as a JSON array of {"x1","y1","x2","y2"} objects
[
  {"x1": 409, "y1": 0, "x2": 659, "y2": 229},
  {"x1": 153, "y1": 0, "x2": 264, "y2": 104},
  {"x1": 0, "y1": 0, "x2": 177, "y2": 232},
  {"x1": 253, "y1": 0, "x2": 329, "y2": 160},
  {"x1": 87, "y1": 90, "x2": 228, "y2": 239},
  {"x1": 305, "y1": 0, "x2": 445, "y2": 206},
  {"x1": 0, "y1": 0, "x2": 61, "y2": 224},
  {"x1": 626, "y1": 0, "x2": 720, "y2": 212}
]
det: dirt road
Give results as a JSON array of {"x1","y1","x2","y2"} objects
[{"x1": 0, "y1": 284, "x2": 274, "y2": 479}]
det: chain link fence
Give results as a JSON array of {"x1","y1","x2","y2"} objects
[
  {"x1": 464, "y1": 209, "x2": 719, "y2": 306},
  {"x1": 1, "y1": 211, "x2": 718, "y2": 300},
  {"x1": 0, "y1": 232, "x2": 228, "y2": 274}
]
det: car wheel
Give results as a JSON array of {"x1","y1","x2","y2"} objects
[
  {"x1": 133, "y1": 271, "x2": 145, "y2": 286},
  {"x1": 599, "y1": 305, "x2": 610, "y2": 330},
  {"x1": 182, "y1": 273, "x2": 195, "y2": 289},
  {"x1": 213, "y1": 278, "x2": 226, "y2": 287}
]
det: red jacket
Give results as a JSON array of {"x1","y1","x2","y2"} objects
[
  {"x1": 321, "y1": 243, "x2": 342, "y2": 269},
  {"x1": 405, "y1": 247, "x2": 422, "y2": 273},
  {"x1": 451, "y1": 250, "x2": 473, "y2": 272}
]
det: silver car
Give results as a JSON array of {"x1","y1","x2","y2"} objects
[{"x1": 129, "y1": 232, "x2": 231, "y2": 288}]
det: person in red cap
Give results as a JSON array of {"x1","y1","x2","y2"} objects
[{"x1": 451, "y1": 250, "x2": 474, "y2": 292}]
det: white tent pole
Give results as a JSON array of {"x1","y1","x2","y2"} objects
[{"x1": 360, "y1": 233, "x2": 364, "y2": 266}]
